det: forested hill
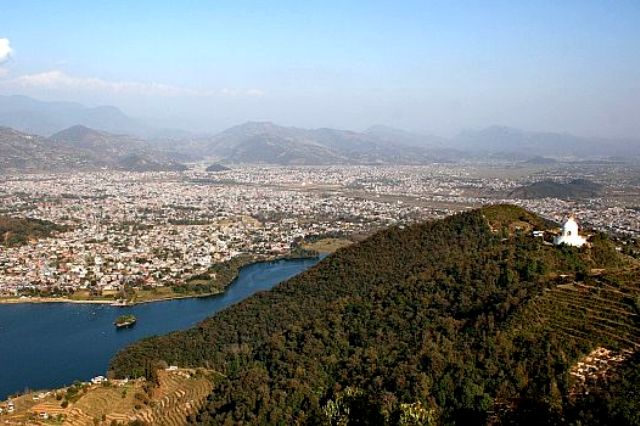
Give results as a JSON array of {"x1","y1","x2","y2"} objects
[
  {"x1": 110, "y1": 205, "x2": 639, "y2": 425},
  {"x1": 509, "y1": 179, "x2": 604, "y2": 200},
  {"x1": 0, "y1": 216, "x2": 66, "y2": 246}
]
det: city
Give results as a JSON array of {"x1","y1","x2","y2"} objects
[{"x1": 2, "y1": 163, "x2": 640, "y2": 302}]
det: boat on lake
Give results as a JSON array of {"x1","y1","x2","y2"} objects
[{"x1": 114, "y1": 314, "x2": 136, "y2": 328}]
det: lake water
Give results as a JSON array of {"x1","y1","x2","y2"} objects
[{"x1": 0, "y1": 257, "x2": 321, "y2": 400}]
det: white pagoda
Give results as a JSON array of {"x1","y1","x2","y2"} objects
[{"x1": 554, "y1": 217, "x2": 587, "y2": 247}]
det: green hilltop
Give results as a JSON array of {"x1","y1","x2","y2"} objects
[
  {"x1": 509, "y1": 179, "x2": 604, "y2": 200},
  {"x1": 0, "y1": 216, "x2": 66, "y2": 247},
  {"x1": 110, "y1": 205, "x2": 639, "y2": 425}
]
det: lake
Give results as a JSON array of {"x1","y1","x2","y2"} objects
[{"x1": 0, "y1": 257, "x2": 321, "y2": 400}]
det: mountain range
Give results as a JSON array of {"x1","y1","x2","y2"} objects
[
  {"x1": 200, "y1": 121, "x2": 451, "y2": 165},
  {"x1": 1, "y1": 95, "x2": 639, "y2": 170},
  {"x1": 0, "y1": 95, "x2": 151, "y2": 137},
  {"x1": 455, "y1": 125, "x2": 640, "y2": 157},
  {"x1": 0, "y1": 126, "x2": 96, "y2": 173},
  {"x1": 0, "y1": 125, "x2": 188, "y2": 173}
]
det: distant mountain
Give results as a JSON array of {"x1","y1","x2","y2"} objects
[
  {"x1": 203, "y1": 122, "x2": 640, "y2": 165},
  {"x1": 522, "y1": 155, "x2": 558, "y2": 165},
  {"x1": 0, "y1": 126, "x2": 96, "y2": 173},
  {"x1": 0, "y1": 95, "x2": 152, "y2": 136},
  {"x1": 455, "y1": 126, "x2": 591, "y2": 156},
  {"x1": 3, "y1": 94, "x2": 639, "y2": 164},
  {"x1": 509, "y1": 178, "x2": 604, "y2": 199},
  {"x1": 202, "y1": 121, "x2": 452, "y2": 165},
  {"x1": 205, "y1": 163, "x2": 231, "y2": 172},
  {"x1": 203, "y1": 122, "x2": 343, "y2": 165},
  {"x1": 115, "y1": 153, "x2": 188, "y2": 172},
  {"x1": 50, "y1": 125, "x2": 188, "y2": 172},
  {"x1": 454, "y1": 125, "x2": 640, "y2": 158},
  {"x1": 364, "y1": 124, "x2": 446, "y2": 148},
  {"x1": 50, "y1": 125, "x2": 148, "y2": 153},
  {"x1": 0, "y1": 125, "x2": 188, "y2": 173}
]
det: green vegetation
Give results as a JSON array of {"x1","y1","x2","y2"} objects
[
  {"x1": 0, "y1": 216, "x2": 66, "y2": 246},
  {"x1": 508, "y1": 178, "x2": 604, "y2": 200},
  {"x1": 302, "y1": 237, "x2": 353, "y2": 253},
  {"x1": 114, "y1": 314, "x2": 137, "y2": 327},
  {"x1": 283, "y1": 245, "x2": 319, "y2": 259},
  {"x1": 173, "y1": 254, "x2": 255, "y2": 295},
  {"x1": 175, "y1": 250, "x2": 318, "y2": 296},
  {"x1": 205, "y1": 163, "x2": 231, "y2": 172},
  {"x1": 109, "y1": 205, "x2": 638, "y2": 424},
  {"x1": 482, "y1": 203, "x2": 555, "y2": 232},
  {"x1": 1, "y1": 369, "x2": 214, "y2": 425},
  {"x1": 2, "y1": 250, "x2": 319, "y2": 305},
  {"x1": 63, "y1": 381, "x2": 90, "y2": 404}
]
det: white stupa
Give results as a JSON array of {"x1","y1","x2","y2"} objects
[{"x1": 554, "y1": 217, "x2": 587, "y2": 247}]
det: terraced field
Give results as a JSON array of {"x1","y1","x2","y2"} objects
[
  {"x1": 0, "y1": 369, "x2": 214, "y2": 426},
  {"x1": 68, "y1": 382, "x2": 140, "y2": 423},
  {"x1": 513, "y1": 270, "x2": 640, "y2": 361},
  {"x1": 123, "y1": 370, "x2": 213, "y2": 426}
]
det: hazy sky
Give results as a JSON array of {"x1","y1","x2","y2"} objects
[{"x1": 0, "y1": 1, "x2": 639, "y2": 137}]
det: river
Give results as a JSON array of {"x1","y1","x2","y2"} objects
[{"x1": 0, "y1": 257, "x2": 321, "y2": 400}]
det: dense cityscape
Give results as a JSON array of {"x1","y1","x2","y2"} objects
[{"x1": 2, "y1": 163, "x2": 640, "y2": 300}]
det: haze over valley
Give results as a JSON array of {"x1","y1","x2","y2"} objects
[{"x1": 2, "y1": 95, "x2": 640, "y2": 174}]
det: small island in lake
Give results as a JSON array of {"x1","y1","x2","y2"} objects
[{"x1": 114, "y1": 314, "x2": 137, "y2": 328}]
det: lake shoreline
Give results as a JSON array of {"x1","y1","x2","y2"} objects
[
  {"x1": 0, "y1": 256, "x2": 323, "y2": 401},
  {"x1": 0, "y1": 252, "x2": 322, "y2": 307},
  {"x1": 0, "y1": 291, "x2": 227, "y2": 306}
]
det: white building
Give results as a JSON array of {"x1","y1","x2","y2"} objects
[
  {"x1": 554, "y1": 217, "x2": 587, "y2": 247},
  {"x1": 91, "y1": 375, "x2": 107, "y2": 384}
]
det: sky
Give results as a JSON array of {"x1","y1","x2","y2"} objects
[{"x1": 0, "y1": 0, "x2": 639, "y2": 137}]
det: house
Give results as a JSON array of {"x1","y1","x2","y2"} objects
[{"x1": 91, "y1": 375, "x2": 107, "y2": 384}]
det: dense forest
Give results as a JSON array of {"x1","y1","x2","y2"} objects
[
  {"x1": 0, "y1": 215, "x2": 66, "y2": 246},
  {"x1": 508, "y1": 179, "x2": 604, "y2": 200},
  {"x1": 110, "y1": 205, "x2": 639, "y2": 425}
]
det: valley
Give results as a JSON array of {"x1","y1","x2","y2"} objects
[
  {"x1": 3, "y1": 164, "x2": 640, "y2": 305},
  {"x1": 2, "y1": 2, "x2": 638, "y2": 423}
]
